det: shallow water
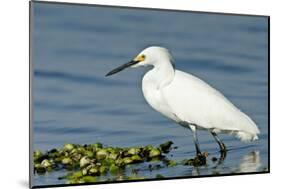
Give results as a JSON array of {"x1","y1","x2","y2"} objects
[{"x1": 31, "y1": 2, "x2": 269, "y2": 186}]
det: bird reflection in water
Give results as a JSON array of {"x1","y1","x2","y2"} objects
[
  {"x1": 237, "y1": 151, "x2": 261, "y2": 173},
  {"x1": 191, "y1": 150, "x2": 261, "y2": 176}
]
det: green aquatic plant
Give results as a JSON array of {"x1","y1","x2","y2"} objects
[
  {"x1": 181, "y1": 152, "x2": 208, "y2": 167},
  {"x1": 34, "y1": 141, "x2": 208, "y2": 184},
  {"x1": 148, "y1": 148, "x2": 161, "y2": 158},
  {"x1": 159, "y1": 141, "x2": 174, "y2": 153}
]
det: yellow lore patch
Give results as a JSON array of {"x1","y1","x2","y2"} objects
[{"x1": 134, "y1": 54, "x2": 146, "y2": 62}]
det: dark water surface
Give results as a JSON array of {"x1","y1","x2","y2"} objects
[{"x1": 31, "y1": 2, "x2": 269, "y2": 186}]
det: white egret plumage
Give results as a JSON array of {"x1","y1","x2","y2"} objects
[{"x1": 106, "y1": 46, "x2": 260, "y2": 158}]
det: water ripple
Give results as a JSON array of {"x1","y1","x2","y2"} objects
[
  {"x1": 180, "y1": 58, "x2": 252, "y2": 74},
  {"x1": 34, "y1": 70, "x2": 132, "y2": 86},
  {"x1": 54, "y1": 47, "x2": 126, "y2": 60},
  {"x1": 35, "y1": 101, "x2": 100, "y2": 112},
  {"x1": 42, "y1": 20, "x2": 126, "y2": 34},
  {"x1": 34, "y1": 125, "x2": 98, "y2": 134}
]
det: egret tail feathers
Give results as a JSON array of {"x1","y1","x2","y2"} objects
[
  {"x1": 235, "y1": 131, "x2": 259, "y2": 142},
  {"x1": 238, "y1": 114, "x2": 260, "y2": 142}
]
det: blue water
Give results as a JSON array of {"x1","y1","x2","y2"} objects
[{"x1": 31, "y1": 2, "x2": 269, "y2": 186}]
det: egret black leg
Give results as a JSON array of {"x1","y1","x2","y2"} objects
[
  {"x1": 190, "y1": 126, "x2": 201, "y2": 155},
  {"x1": 210, "y1": 131, "x2": 227, "y2": 162},
  {"x1": 210, "y1": 132, "x2": 227, "y2": 152}
]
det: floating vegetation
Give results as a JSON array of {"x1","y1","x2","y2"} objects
[
  {"x1": 181, "y1": 152, "x2": 208, "y2": 167},
  {"x1": 159, "y1": 141, "x2": 174, "y2": 153},
  {"x1": 34, "y1": 141, "x2": 207, "y2": 184}
]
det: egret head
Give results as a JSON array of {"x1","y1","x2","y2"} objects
[{"x1": 105, "y1": 46, "x2": 173, "y2": 76}]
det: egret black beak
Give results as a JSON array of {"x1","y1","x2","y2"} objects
[{"x1": 105, "y1": 60, "x2": 140, "y2": 76}]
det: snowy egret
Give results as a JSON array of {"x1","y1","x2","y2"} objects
[{"x1": 106, "y1": 46, "x2": 260, "y2": 158}]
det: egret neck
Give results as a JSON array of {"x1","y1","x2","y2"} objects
[
  {"x1": 146, "y1": 59, "x2": 175, "y2": 90},
  {"x1": 142, "y1": 59, "x2": 178, "y2": 122}
]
